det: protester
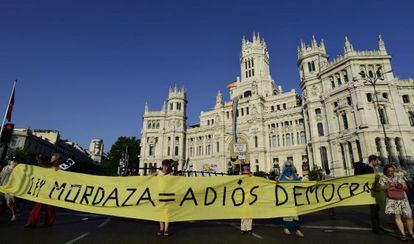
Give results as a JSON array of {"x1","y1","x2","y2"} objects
[
  {"x1": 25, "y1": 153, "x2": 61, "y2": 228},
  {"x1": 379, "y1": 164, "x2": 414, "y2": 240},
  {"x1": 240, "y1": 163, "x2": 253, "y2": 234},
  {"x1": 353, "y1": 155, "x2": 382, "y2": 233},
  {"x1": 0, "y1": 156, "x2": 19, "y2": 221},
  {"x1": 154, "y1": 159, "x2": 173, "y2": 236},
  {"x1": 278, "y1": 161, "x2": 304, "y2": 238}
]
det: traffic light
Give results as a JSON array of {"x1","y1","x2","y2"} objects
[{"x1": 1, "y1": 123, "x2": 14, "y2": 143}]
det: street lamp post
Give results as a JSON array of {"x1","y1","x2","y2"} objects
[{"x1": 358, "y1": 67, "x2": 392, "y2": 164}]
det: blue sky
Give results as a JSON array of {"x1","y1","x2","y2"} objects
[{"x1": 0, "y1": 0, "x2": 413, "y2": 151}]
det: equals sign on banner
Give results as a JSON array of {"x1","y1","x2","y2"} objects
[{"x1": 158, "y1": 193, "x2": 175, "y2": 202}]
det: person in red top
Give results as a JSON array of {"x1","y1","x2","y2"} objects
[{"x1": 24, "y1": 153, "x2": 61, "y2": 228}]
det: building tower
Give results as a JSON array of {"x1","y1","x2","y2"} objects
[
  {"x1": 232, "y1": 33, "x2": 276, "y2": 99},
  {"x1": 165, "y1": 85, "x2": 187, "y2": 168},
  {"x1": 298, "y1": 36, "x2": 331, "y2": 171},
  {"x1": 88, "y1": 138, "x2": 104, "y2": 164}
]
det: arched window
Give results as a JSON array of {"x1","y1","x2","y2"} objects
[
  {"x1": 243, "y1": 91, "x2": 252, "y2": 99},
  {"x1": 343, "y1": 71, "x2": 349, "y2": 83},
  {"x1": 378, "y1": 108, "x2": 388, "y2": 124},
  {"x1": 300, "y1": 131, "x2": 306, "y2": 144},
  {"x1": 342, "y1": 113, "x2": 349, "y2": 129},
  {"x1": 408, "y1": 111, "x2": 414, "y2": 126},
  {"x1": 336, "y1": 74, "x2": 342, "y2": 86},
  {"x1": 368, "y1": 70, "x2": 374, "y2": 78},
  {"x1": 320, "y1": 147, "x2": 329, "y2": 170},
  {"x1": 376, "y1": 68, "x2": 382, "y2": 78},
  {"x1": 317, "y1": 123, "x2": 324, "y2": 136},
  {"x1": 330, "y1": 76, "x2": 335, "y2": 88},
  {"x1": 286, "y1": 134, "x2": 292, "y2": 146},
  {"x1": 271, "y1": 135, "x2": 277, "y2": 148}
]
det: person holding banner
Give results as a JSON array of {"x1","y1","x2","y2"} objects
[
  {"x1": 25, "y1": 153, "x2": 61, "y2": 228},
  {"x1": 240, "y1": 163, "x2": 253, "y2": 234},
  {"x1": 380, "y1": 164, "x2": 414, "y2": 241},
  {"x1": 0, "y1": 156, "x2": 19, "y2": 221},
  {"x1": 154, "y1": 159, "x2": 173, "y2": 236},
  {"x1": 278, "y1": 161, "x2": 304, "y2": 238}
]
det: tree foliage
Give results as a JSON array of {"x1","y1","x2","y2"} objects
[{"x1": 107, "y1": 136, "x2": 140, "y2": 175}]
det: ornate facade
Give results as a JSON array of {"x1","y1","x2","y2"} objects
[{"x1": 140, "y1": 33, "x2": 414, "y2": 176}]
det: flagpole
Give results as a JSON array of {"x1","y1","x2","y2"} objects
[{"x1": 0, "y1": 80, "x2": 17, "y2": 137}]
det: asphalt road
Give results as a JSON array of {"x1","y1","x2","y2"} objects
[{"x1": 0, "y1": 203, "x2": 402, "y2": 244}]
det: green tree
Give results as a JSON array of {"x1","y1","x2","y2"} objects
[{"x1": 107, "y1": 136, "x2": 140, "y2": 175}]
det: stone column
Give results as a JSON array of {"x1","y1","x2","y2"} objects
[
  {"x1": 379, "y1": 138, "x2": 388, "y2": 163},
  {"x1": 388, "y1": 138, "x2": 398, "y2": 163},
  {"x1": 343, "y1": 143, "x2": 351, "y2": 176},
  {"x1": 351, "y1": 141, "x2": 361, "y2": 163}
]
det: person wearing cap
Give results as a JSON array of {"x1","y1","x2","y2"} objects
[
  {"x1": 240, "y1": 163, "x2": 253, "y2": 234},
  {"x1": 154, "y1": 159, "x2": 173, "y2": 236},
  {"x1": 0, "y1": 156, "x2": 19, "y2": 221},
  {"x1": 25, "y1": 153, "x2": 61, "y2": 228},
  {"x1": 278, "y1": 160, "x2": 304, "y2": 238}
]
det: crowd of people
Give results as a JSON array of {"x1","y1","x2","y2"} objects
[{"x1": 1, "y1": 153, "x2": 414, "y2": 241}]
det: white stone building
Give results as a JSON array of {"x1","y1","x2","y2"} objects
[
  {"x1": 88, "y1": 138, "x2": 104, "y2": 164},
  {"x1": 140, "y1": 33, "x2": 414, "y2": 176}
]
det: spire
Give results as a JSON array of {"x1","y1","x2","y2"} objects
[
  {"x1": 320, "y1": 38, "x2": 326, "y2": 52},
  {"x1": 144, "y1": 102, "x2": 148, "y2": 113},
  {"x1": 252, "y1": 32, "x2": 256, "y2": 42},
  {"x1": 216, "y1": 90, "x2": 223, "y2": 106},
  {"x1": 311, "y1": 35, "x2": 317, "y2": 48},
  {"x1": 300, "y1": 39, "x2": 305, "y2": 49},
  {"x1": 344, "y1": 36, "x2": 354, "y2": 53},
  {"x1": 379, "y1": 34, "x2": 387, "y2": 53},
  {"x1": 256, "y1": 32, "x2": 260, "y2": 42},
  {"x1": 242, "y1": 35, "x2": 246, "y2": 45}
]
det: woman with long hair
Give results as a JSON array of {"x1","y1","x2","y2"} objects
[{"x1": 379, "y1": 164, "x2": 413, "y2": 240}]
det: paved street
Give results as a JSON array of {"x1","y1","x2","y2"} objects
[{"x1": 0, "y1": 202, "x2": 401, "y2": 244}]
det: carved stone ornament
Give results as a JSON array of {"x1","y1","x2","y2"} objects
[{"x1": 310, "y1": 85, "x2": 320, "y2": 96}]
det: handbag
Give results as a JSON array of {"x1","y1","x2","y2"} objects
[{"x1": 387, "y1": 186, "x2": 405, "y2": 200}]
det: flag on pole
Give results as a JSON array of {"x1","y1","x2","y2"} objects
[{"x1": 6, "y1": 85, "x2": 15, "y2": 122}]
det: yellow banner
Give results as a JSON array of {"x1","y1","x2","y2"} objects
[{"x1": 0, "y1": 164, "x2": 379, "y2": 222}]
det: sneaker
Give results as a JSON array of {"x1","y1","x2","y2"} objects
[
  {"x1": 24, "y1": 224, "x2": 36, "y2": 229},
  {"x1": 296, "y1": 230, "x2": 305, "y2": 238},
  {"x1": 283, "y1": 228, "x2": 291, "y2": 235},
  {"x1": 10, "y1": 215, "x2": 17, "y2": 221}
]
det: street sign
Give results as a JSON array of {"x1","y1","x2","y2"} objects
[{"x1": 233, "y1": 144, "x2": 246, "y2": 153}]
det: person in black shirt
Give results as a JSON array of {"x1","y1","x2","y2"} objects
[{"x1": 353, "y1": 155, "x2": 381, "y2": 233}]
